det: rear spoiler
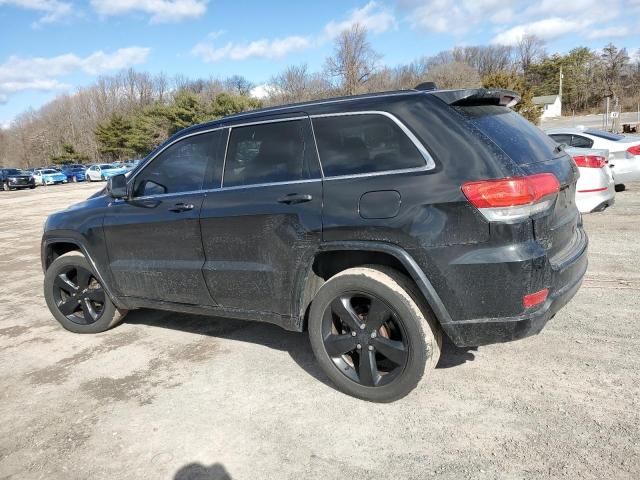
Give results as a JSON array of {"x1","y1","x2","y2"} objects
[{"x1": 430, "y1": 88, "x2": 521, "y2": 108}]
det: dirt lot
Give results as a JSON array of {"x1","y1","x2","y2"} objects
[{"x1": 1, "y1": 182, "x2": 639, "y2": 480}]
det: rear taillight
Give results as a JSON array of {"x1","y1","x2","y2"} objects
[
  {"x1": 523, "y1": 288, "x2": 549, "y2": 309},
  {"x1": 462, "y1": 173, "x2": 560, "y2": 222},
  {"x1": 572, "y1": 155, "x2": 607, "y2": 168},
  {"x1": 627, "y1": 145, "x2": 640, "y2": 156}
]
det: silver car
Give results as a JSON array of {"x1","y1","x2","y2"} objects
[
  {"x1": 564, "y1": 146, "x2": 615, "y2": 213},
  {"x1": 546, "y1": 127, "x2": 640, "y2": 188}
]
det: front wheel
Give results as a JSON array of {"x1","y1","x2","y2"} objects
[
  {"x1": 44, "y1": 253, "x2": 127, "y2": 333},
  {"x1": 308, "y1": 266, "x2": 441, "y2": 402}
]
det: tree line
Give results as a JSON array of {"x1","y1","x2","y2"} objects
[{"x1": 1, "y1": 24, "x2": 638, "y2": 168}]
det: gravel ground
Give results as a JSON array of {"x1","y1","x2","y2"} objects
[{"x1": 1, "y1": 182, "x2": 639, "y2": 480}]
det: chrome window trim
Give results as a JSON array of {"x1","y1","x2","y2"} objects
[
  {"x1": 206, "y1": 178, "x2": 321, "y2": 194},
  {"x1": 322, "y1": 165, "x2": 431, "y2": 181},
  {"x1": 123, "y1": 109, "x2": 435, "y2": 200},
  {"x1": 310, "y1": 110, "x2": 435, "y2": 172}
]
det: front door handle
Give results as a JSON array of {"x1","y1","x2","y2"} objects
[
  {"x1": 277, "y1": 193, "x2": 313, "y2": 205},
  {"x1": 169, "y1": 202, "x2": 195, "y2": 213}
]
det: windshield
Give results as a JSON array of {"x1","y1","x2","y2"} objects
[
  {"x1": 101, "y1": 164, "x2": 116, "y2": 170},
  {"x1": 42, "y1": 169, "x2": 58, "y2": 174},
  {"x1": 584, "y1": 130, "x2": 625, "y2": 141},
  {"x1": 4, "y1": 169, "x2": 22, "y2": 175}
]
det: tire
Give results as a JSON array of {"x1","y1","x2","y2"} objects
[
  {"x1": 615, "y1": 184, "x2": 626, "y2": 192},
  {"x1": 308, "y1": 266, "x2": 441, "y2": 402},
  {"x1": 29, "y1": 185, "x2": 36, "y2": 189},
  {"x1": 44, "y1": 252, "x2": 127, "y2": 333},
  {"x1": 2, "y1": 182, "x2": 8, "y2": 191}
]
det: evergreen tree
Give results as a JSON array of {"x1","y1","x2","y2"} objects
[
  {"x1": 482, "y1": 71, "x2": 542, "y2": 124},
  {"x1": 95, "y1": 114, "x2": 135, "y2": 160},
  {"x1": 49, "y1": 143, "x2": 89, "y2": 165}
]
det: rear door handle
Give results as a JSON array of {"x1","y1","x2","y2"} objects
[
  {"x1": 277, "y1": 193, "x2": 313, "y2": 205},
  {"x1": 169, "y1": 202, "x2": 195, "y2": 213}
]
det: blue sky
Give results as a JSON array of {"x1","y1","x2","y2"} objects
[{"x1": 1, "y1": 0, "x2": 639, "y2": 126}]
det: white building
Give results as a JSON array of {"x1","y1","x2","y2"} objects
[{"x1": 533, "y1": 95, "x2": 562, "y2": 119}]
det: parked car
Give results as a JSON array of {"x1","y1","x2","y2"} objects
[
  {"x1": 563, "y1": 146, "x2": 615, "y2": 213},
  {"x1": 41, "y1": 86, "x2": 588, "y2": 402},
  {"x1": 1, "y1": 168, "x2": 36, "y2": 190},
  {"x1": 32, "y1": 168, "x2": 67, "y2": 186},
  {"x1": 85, "y1": 164, "x2": 129, "y2": 182},
  {"x1": 61, "y1": 165, "x2": 87, "y2": 182},
  {"x1": 546, "y1": 127, "x2": 640, "y2": 189}
]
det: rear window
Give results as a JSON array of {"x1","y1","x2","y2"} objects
[
  {"x1": 455, "y1": 105, "x2": 558, "y2": 165},
  {"x1": 312, "y1": 113, "x2": 425, "y2": 177}
]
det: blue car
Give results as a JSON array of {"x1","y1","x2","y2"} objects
[
  {"x1": 86, "y1": 164, "x2": 129, "y2": 182},
  {"x1": 61, "y1": 166, "x2": 87, "y2": 182},
  {"x1": 33, "y1": 168, "x2": 68, "y2": 186}
]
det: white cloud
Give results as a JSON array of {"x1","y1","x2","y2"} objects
[
  {"x1": 192, "y1": 36, "x2": 312, "y2": 62},
  {"x1": 0, "y1": 0, "x2": 72, "y2": 26},
  {"x1": 250, "y1": 84, "x2": 277, "y2": 99},
  {"x1": 323, "y1": 1, "x2": 397, "y2": 38},
  {"x1": 90, "y1": 0, "x2": 207, "y2": 23},
  {"x1": 0, "y1": 47, "x2": 150, "y2": 101},
  {"x1": 587, "y1": 26, "x2": 630, "y2": 40},
  {"x1": 491, "y1": 17, "x2": 588, "y2": 45},
  {"x1": 408, "y1": 0, "x2": 514, "y2": 34},
  {"x1": 191, "y1": 2, "x2": 397, "y2": 63}
]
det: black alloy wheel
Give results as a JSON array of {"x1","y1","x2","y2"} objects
[
  {"x1": 321, "y1": 292, "x2": 408, "y2": 388},
  {"x1": 52, "y1": 265, "x2": 106, "y2": 325}
]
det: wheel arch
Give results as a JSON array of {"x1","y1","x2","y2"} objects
[
  {"x1": 293, "y1": 241, "x2": 453, "y2": 332},
  {"x1": 42, "y1": 237, "x2": 124, "y2": 309}
]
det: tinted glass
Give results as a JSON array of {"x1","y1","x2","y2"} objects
[
  {"x1": 549, "y1": 134, "x2": 572, "y2": 145},
  {"x1": 223, "y1": 119, "x2": 319, "y2": 187},
  {"x1": 313, "y1": 114, "x2": 425, "y2": 177},
  {"x1": 570, "y1": 135, "x2": 594, "y2": 148},
  {"x1": 133, "y1": 131, "x2": 218, "y2": 197},
  {"x1": 4, "y1": 169, "x2": 21, "y2": 175},
  {"x1": 456, "y1": 105, "x2": 558, "y2": 165}
]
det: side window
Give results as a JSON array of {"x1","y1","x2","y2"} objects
[
  {"x1": 549, "y1": 134, "x2": 571, "y2": 145},
  {"x1": 133, "y1": 132, "x2": 217, "y2": 197},
  {"x1": 571, "y1": 135, "x2": 594, "y2": 148},
  {"x1": 223, "y1": 119, "x2": 319, "y2": 187},
  {"x1": 312, "y1": 113, "x2": 425, "y2": 177}
]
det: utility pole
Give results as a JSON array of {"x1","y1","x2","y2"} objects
[{"x1": 558, "y1": 65, "x2": 563, "y2": 116}]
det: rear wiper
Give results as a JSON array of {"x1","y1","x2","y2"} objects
[{"x1": 554, "y1": 143, "x2": 566, "y2": 153}]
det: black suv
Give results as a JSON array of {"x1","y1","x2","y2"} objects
[
  {"x1": 1, "y1": 168, "x2": 36, "y2": 190},
  {"x1": 42, "y1": 87, "x2": 587, "y2": 402}
]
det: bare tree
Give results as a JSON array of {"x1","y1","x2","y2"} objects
[
  {"x1": 425, "y1": 62, "x2": 482, "y2": 89},
  {"x1": 517, "y1": 34, "x2": 546, "y2": 72},
  {"x1": 325, "y1": 23, "x2": 380, "y2": 95},
  {"x1": 224, "y1": 75, "x2": 254, "y2": 96},
  {"x1": 600, "y1": 43, "x2": 630, "y2": 100}
]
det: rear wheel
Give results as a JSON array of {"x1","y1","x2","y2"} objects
[
  {"x1": 2, "y1": 182, "x2": 9, "y2": 191},
  {"x1": 44, "y1": 253, "x2": 127, "y2": 333},
  {"x1": 308, "y1": 266, "x2": 441, "y2": 402}
]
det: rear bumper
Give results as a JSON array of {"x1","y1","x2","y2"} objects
[{"x1": 441, "y1": 231, "x2": 588, "y2": 347}]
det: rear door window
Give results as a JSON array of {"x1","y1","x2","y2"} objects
[
  {"x1": 223, "y1": 118, "x2": 319, "y2": 187},
  {"x1": 455, "y1": 105, "x2": 558, "y2": 165},
  {"x1": 549, "y1": 134, "x2": 572, "y2": 145},
  {"x1": 312, "y1": 113, "x2": 426, "y2": 177},
  {"x1": 571, "y1": 135, "x2": 594, "y2": 148}
]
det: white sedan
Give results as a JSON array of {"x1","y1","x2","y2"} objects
[
  {"x1": 546, "y1": 127, "x2": 640, "y2": 188},
  {"x1": 564, "y1": 147, "x2": 615, "y2": 213}
]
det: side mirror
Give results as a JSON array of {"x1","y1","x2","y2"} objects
[{"x1": 106, "y1": 174, "x2": 128, "y2": 199}]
